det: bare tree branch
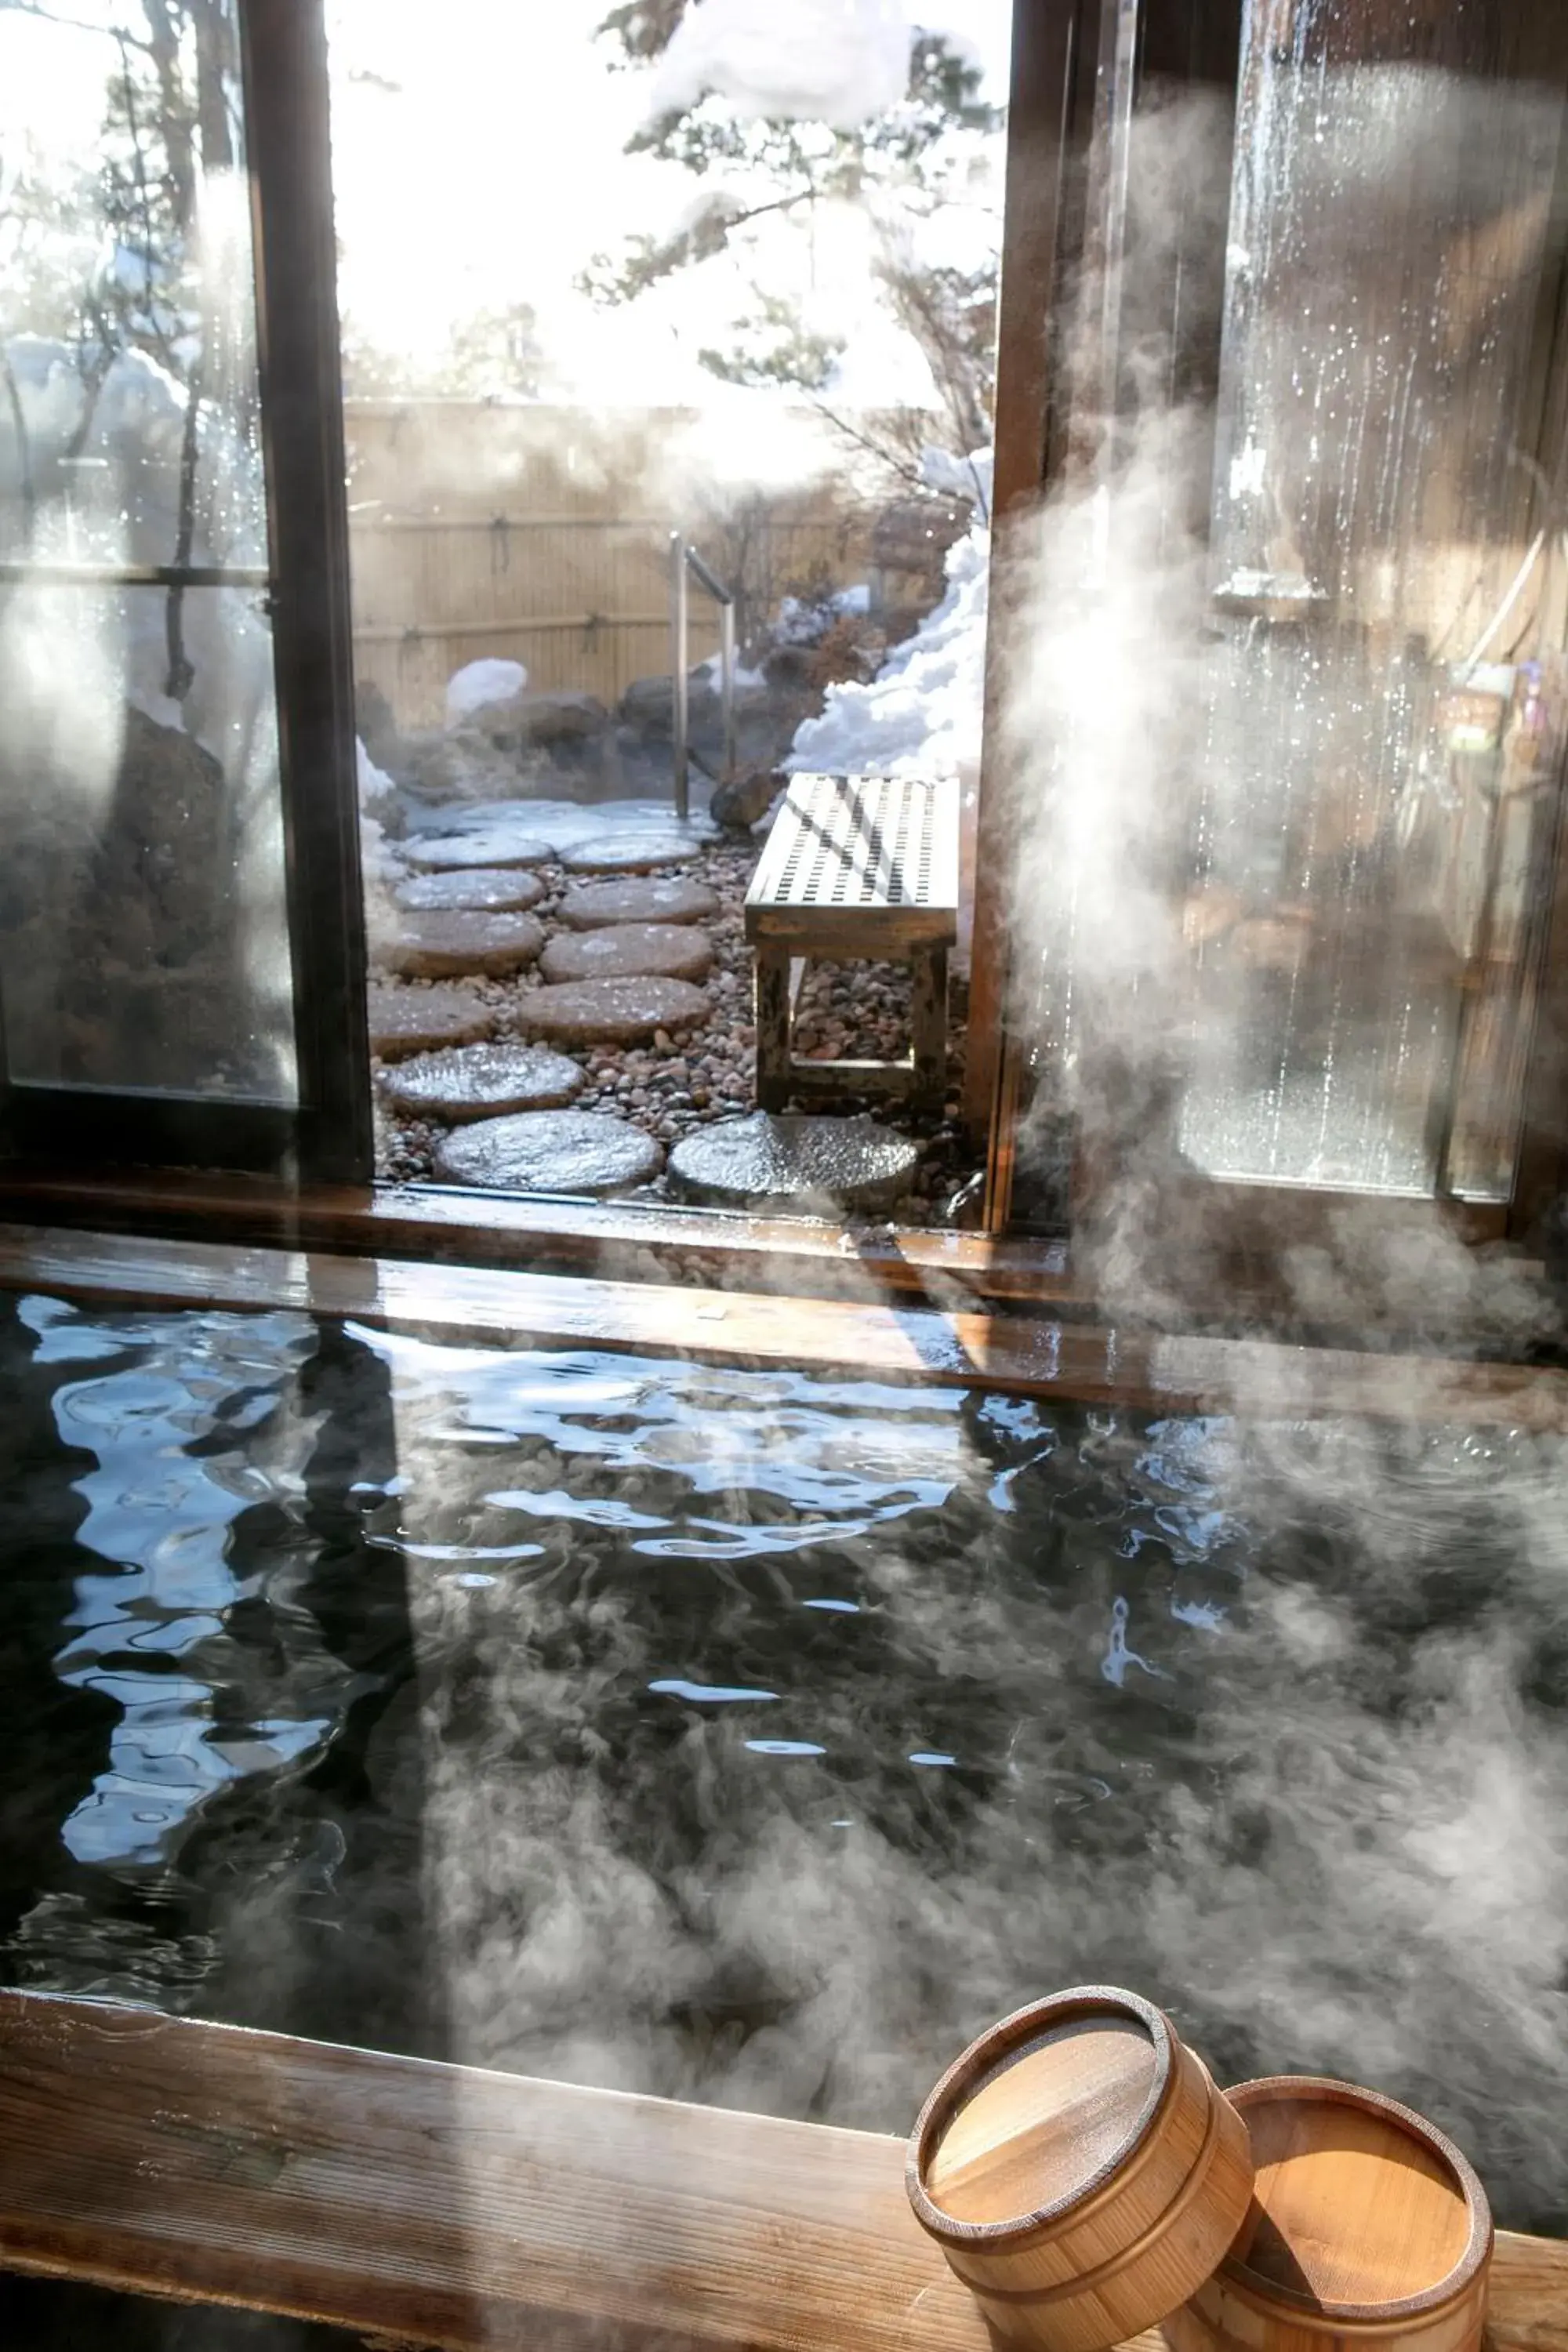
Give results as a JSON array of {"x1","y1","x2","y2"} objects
[{"x1": 0, "y1": 0, "x2": 152, "y2": 50}]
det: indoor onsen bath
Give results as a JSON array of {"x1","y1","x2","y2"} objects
[{"x1": 2, "y1": 0, "x2": 1568, "y2": 2349}]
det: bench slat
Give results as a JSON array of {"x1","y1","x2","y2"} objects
[{"x1": 746, "y1": 775, "x2": 959, "y2": 949}]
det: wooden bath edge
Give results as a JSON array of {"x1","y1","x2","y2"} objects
[
  {"x1": 0, "y1": 1993, "x2": 1563, "y2": 2352},
  {"x1": 0, "y1": 1221, "x2": 1565, "y2": 1428}
]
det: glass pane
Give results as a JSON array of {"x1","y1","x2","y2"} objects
[
  {"x1": 0, "y1": 0, "x2": 296, "y2": 1105},
  {"x1": 1180, "y1": 1, "x2": 1568, "y2": 1199}
]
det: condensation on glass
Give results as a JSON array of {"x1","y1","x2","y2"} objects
[
  {"x1": 0, "y1": 0, "x2": 296, "y2": 1103},
  {"x1": 1181, "y1": 0, "x2": 1568, "y2": 1200}
]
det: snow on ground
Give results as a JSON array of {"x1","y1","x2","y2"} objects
[
  {"x1": 356, "y1": 739, "x2": 403, "y2": 954},
  {"x1": 446, "y1": 657, "x2": 528, "y2": 724},
  {"x1": 652, "y1": 0, "x2": 912, "y2": 131},
  {"x1": 922, "y1": 443, "x2": 993, "y2": 521},
  {"x1": 786, "y1": 504, "x2": 989, "y2": 782}
]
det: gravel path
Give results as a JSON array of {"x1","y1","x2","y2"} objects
[{"x1": 373, "y1": 839, "x2": 982, "y2": 1223}]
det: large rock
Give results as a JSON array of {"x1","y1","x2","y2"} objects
[
  {"x1": 433, "y1": 1110, "x2": 663, "y2": 1196},
  {"x1": 394, "y1": 868, "x2": 546, "y2": 914},
  {"x1": 375, "y1": 910, "x2": 544, "y2": 979},
  {"x1": 540, "y1": 923, "x2": 713, "y2": 986},
  {"x1": 618, "y1": 670, "x2": 800, "y2": 772},
  {"x1": 0, "y1": 703, "x2": 282, "y2": 1093},
  {"x1": 463, "y1": 686, "x2": 609, "y2": 748},
  {"x1": 666, "y1": 1113, "x2": 920, "y2": 1212},
  {"x1": 402, "y1": 825, "x2": 554, "y2": 873},
  {"x1": 401, "y1": 725, "x2": 547, "y2": 803},
  {"x1": 366, "y1": 984, "x2": 498, "y2": 1058},
  {"x1": 618, "y1": 670, "x2": 720, "y2": 740},
  {"x1": 709, "y1": 766, "x2": 783, "y2": 832},
  {"x1": 558, "y1": 876, "x2": 719, "y2": 929},
  {"x1": 379, "y1": 1043, "x2": 585, "y2": 1122},
  {"x1": 560, "y1": 830, "x2": 705, "y2": 875},
  {"x1": 518, "y1": 976, "x2": 710, "y2": 1046}
]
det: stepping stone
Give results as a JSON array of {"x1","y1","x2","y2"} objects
[
  {"x1": 559, "y1": 877, "x2": 719, "y2": 929},
  {"x1": 378, "y1": 1043, "x2": 586, "y2": 1123},
  {"x1": 517, "y1": 976, "x2": 710, "y2": 1046},
  {"x1": 367, "y1": 984, "x2": 497, "y2": 1059},
  {"x1": 402, "y1": 826, "x2": 553, "y2": 873},
  {"x1": 540, "y1": 923, "x2": 713, "y2": 986},
  {"x1": 395, "y1": 868, "x2": 546, "y2": 915},
  {"x1": 433, "y1": 1110, "x2": 663, "y2": 1196},
  {"x1": 376, "y1": 911, "x2": 544, "y2": 980},
  {"x1": 559, "y1": 831, "x2": 705, "y2": 875},
  {"x1": 667, "y1": 1112, "x2": 920, "y2": 1213}
]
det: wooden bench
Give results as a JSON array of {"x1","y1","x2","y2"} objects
[{"x1": 745, "y1": 772, "x2": 960, "y2": 1112}]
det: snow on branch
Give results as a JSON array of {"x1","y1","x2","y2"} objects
[{"x1": 650, "y1": 0, "x2": 915, "y2": 133}]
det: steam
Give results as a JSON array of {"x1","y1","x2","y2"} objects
[
  {"x1": 996, "y1": 64, "x2": 1568, "y2": 1324},
  {"x1": 347, "y1": 1330, "x2": 1568, "y2": 2232}
]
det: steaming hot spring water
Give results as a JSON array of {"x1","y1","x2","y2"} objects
[{"x1": 2, "y1": 1290, "x2": 1566, "y2": 2244}]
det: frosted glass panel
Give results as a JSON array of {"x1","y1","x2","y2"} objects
[{"x1": 1179, "y1": 2, "x2": 1568, "y2": 1200}]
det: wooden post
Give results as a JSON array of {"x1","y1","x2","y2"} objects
[
  {"x1": 962, "y1": 0, "x2": 1098, "y2": 1178},
  {"x1": 755, "y1": 946, "x2": 792, "y2": 1111},
  {"x1": 913, "y1": 946, "x2": 949, "y2": 1109}
]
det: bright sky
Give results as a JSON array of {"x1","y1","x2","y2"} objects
[
  {"x1": 324, "y1": 0, "x2": 1014, "y2": 405},
  {"x1": 0, "y1": 0, "x2": 1016, "y2": 411}
]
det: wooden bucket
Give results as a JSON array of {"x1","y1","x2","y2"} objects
[
  {"x1": 905, "y1": 1987, "x2": 1255, "y2": 2352},
  {"x1": 1163, "y1": 2077, "x2": 1493, "y2": 2352}
]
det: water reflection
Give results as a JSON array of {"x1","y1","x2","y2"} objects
[
  {"x1": 0, "y1": 1299, "x2": 1565, "y2": 2238},
  {"x1": 19, "y1": 1297, "x2": 327, "y2": 1869}
]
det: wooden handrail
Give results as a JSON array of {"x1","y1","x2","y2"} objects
[{"x1": 1, "y1": 1994, "x2": 1563, "y2": 2352}]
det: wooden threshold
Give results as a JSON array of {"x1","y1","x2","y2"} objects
[
  {"x1": 0, "y1": 1222, "x2": 1565, "y2": 1428},
  {"x1": 0, "y1": 1167, "x2": 1080, "y2": 1307},
  {"x1": 1, "y1": 1993, "x2": 1563, "y2": 2352}
]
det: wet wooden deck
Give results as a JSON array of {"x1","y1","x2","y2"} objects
[{"x1": 0, "y1": 1994, "x2": 1563, "y2": 2352}]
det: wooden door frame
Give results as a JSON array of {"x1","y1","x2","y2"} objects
[
  {"x1": 964, "y1": 0, "x2": 1100, "y2": 1194},
  {"x1": 241, "y1": 0, "x2": 373, "y2": 1188}
]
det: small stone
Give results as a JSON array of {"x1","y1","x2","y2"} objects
[
  {"x1": 402, "y1": 826, "x2": 553, "y2": 873},
  {"x1": 517, "y1": 976, "x2": 710, "y2": 1046},
  {"x1": 376, "y1": 911, "x2": 545, "y2": 979},
  {"x1": 558, "y1": 876, "x2": 720, "y2": 929},
  {"x1": 366, "y1": 985, "x2": 498, "y2": 1059},
  {"x1": 379, "y1": 1044, "x2": 586, "y2": 1123},
  {"x1": 394, "y1": 868, "x2": 547, "y2": 915},
  {"x1": 560, "y1": 830, "x2": 704, "y2": 875},
  {"x1": 433, "y1": 1110, "x2": 664, "y2": 1196},
  {"x1": 539, "y1": 923, "x2": 714, "y2": 986},
  {"x1": 667, "y1": 1112, "x2": 921, "y2": 1212}
]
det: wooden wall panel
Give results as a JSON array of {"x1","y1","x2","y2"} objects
[{"x1": 343, "y1": 403, "x2": 874, "y2": 722}]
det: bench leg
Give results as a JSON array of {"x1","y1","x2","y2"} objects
[
  {"x1": 912, "y1": 946, "x2": 948, "y2": 1109},
  {"x1": 755, "y1": 947, "x2": 792, "y2": 1112}
]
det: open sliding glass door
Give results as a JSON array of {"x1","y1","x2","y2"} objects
[
  {"x1": 980, "y1": 0, "x2": 1568, "y2": 1264},
  {"x1": 0, "y1": 0, "x2": 369, "y2": 1184}
]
